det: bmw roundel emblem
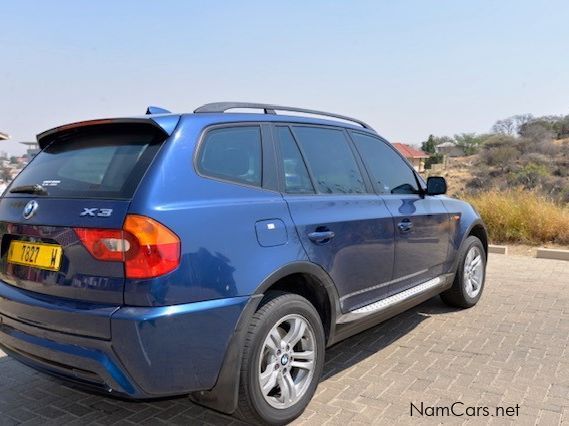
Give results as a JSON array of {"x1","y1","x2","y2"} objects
[{"x1": 23, "y1": 200, "x2": 39, "y2": 220}]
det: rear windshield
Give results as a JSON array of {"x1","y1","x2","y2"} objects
[{"x1": 9, "y1": 124, "x2": 165, "y2": 199}]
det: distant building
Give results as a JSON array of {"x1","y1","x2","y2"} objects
[
  {"x1": 0, "y1": 132, "x2": 12, "y2": 188},
  {"x1": 392, "y1": 143, "x2": 429, "y2": 172},
  {"x1": 20, "y1": 141, "x2": 40, "y2": 159},
  {"x1": 436, "y1": 141, "x2": 465, "y2": 157},
  {"x1": 0, "y1": 133, "x2": 28, "y2": 186}
]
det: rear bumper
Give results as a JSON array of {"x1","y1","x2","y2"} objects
[{"x1": 0, "y1": 281, "x2": 249, "y2": 398}]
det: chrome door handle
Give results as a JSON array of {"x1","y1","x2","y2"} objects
[
  {"x1": 397, "y1": 219, "x2": 413, "y2": 233},
  {"x1": 307, "y1": 230, "x2": 335, "y2": 244}
]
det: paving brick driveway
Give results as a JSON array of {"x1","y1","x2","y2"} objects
[{"x1": 1, "y1": 254, "x2": 569, "y2": 425}]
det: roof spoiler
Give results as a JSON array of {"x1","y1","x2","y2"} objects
[{"x1": 36, "y1": 116, "x2": 180, "y2": 149}]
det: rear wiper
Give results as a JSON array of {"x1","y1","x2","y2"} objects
[{"x1": 9, "y1": 184, "x2": 48, "y2": 196}]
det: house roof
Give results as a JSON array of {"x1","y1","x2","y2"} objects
[{"x1": 392, "y1": 143, "x2": 429, "y2": 159}]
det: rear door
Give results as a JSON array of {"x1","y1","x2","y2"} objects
[
  {"x1": 350, "y1": 131, "x2": 450, "y2": 295},
  {"x1": 274, "y1": 125, "x2": 395, "y2": 312},
  {"x1": 0, "y1": 121, "x2": 169, "y2": 309}
]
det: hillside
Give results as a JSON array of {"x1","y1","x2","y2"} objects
[
  {"x1": 418, "y1": 114, "x2": 569, "y2": 246},
  {"x1": 424, "y1": 137, "x2": 569, "y2": 203}
]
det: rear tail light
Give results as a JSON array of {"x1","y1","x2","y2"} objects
[
  {"x1": 122, "y1": 215, "x2": 180, "y2": 279},
  {"x1": 75, "y1": 215, "x2": 180, "y2": 279}
]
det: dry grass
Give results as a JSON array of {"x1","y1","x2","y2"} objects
[{"x1": 463, "y1": 189, "x2": 569, "y2": 245}]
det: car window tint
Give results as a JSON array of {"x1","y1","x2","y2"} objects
[
  {"x1": 57, "y1": 146, "x2": 118, "y2": 186},
  {"x1": 8, "y1": 124, "x2": 164, "y2": 199},
  {"x1": 199, "y1": 126, "x2": 262, "y2": 186},
  {"x1": 351, "y1": 132, "x2": 419, "y2": 194},
  {"x1": 292, "y1": 126, "x2": 365, "y2": 194},
  {"x1": 275, "y1": 127, "x2": 314, "y2": 194}
]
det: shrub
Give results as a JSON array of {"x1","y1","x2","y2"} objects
[
  {"x1": 517, "y1": 137, "x2": 560, "y2": 156},
  {"x1": 553, "y1": 161, "x2": 569, "y2": 177},
  {"x1": 463, "y1": 190, "x2": 569, "y2": 245},
  {"x1": 519, "y1": 120, "x2": 555, "y2": 142},
  {"x1": 520, "y1": 152, "x2": 551, "y2": 166},
  {"x1": 562, "y1": 140, "x2": 569, "y2": 156},
  {"x1": 541, "y1": 176, "x2": 569, "y2": 203},
  {"x1": 467, "y1": 165, "x2": 492, "y2": 189},
  {"x1": 507, "y1": 163, "x2": 549, "y2": 188},
  {"x1": 481, "y1": 134, "x2": 518, "y2": 148},
  {"x1": 481, "y1": 145, "x2": 520, "y2": 166},
  {"x1": 425, "y1": 153, "x2": 444, "y2": 169}
]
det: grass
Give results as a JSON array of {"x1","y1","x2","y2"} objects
[{"x1": 463, "y1": 189, "x2": 569, "y2": 246}]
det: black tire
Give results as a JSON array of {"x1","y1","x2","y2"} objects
[
  {"x1": 441, "y1": 236, "x2": 486, "y2": 308},
  {"x1": 235, "y1": 292, "x2": 325, "y2": 425}
]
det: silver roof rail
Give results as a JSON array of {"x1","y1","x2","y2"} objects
[{"x1": 194, "y1": 102, "x2": 374, "y2": 130}]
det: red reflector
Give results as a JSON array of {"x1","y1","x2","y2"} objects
[{"x1": 74, "y1": 215, "x2": 180, "y2": 279}]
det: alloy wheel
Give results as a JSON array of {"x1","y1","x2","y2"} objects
[
  {"x1": 463, "y1": 246, "x2": 484, "y2": 298},
  {"x1": 258, "y1": 314, "x2": 317, "y2": 409}
]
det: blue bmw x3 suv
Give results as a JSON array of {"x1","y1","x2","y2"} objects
[{"x1": 0, "y1": 103, "x2": 487, "y2": 424}]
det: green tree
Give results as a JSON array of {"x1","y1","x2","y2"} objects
[
  {"x1": 421, "y1": 135, "x2": 437, "y2": 154},
  {"x1": 421, "y1": 135, "x2": 453, "y2": 154},
  {"x1": 512, "y1": 114, "x2": 534, "y2": 133},
  {"x1": 421, "y1": 135, "x2": 454, "y2": 168},
  {"x1": 492, "y1": 118, "x2": 515, "y2": 135},
  {"x1": 453, "y1": 133, "x2": 487, "y2": 156}
]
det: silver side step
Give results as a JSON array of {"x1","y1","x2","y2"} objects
[{"x1": 337, "y1": 276, "x2": 444, "y2": 324}]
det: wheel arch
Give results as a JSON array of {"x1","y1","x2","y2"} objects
[
  {"x1": 190, "y1": 261, "x2": 341, "y2": 414},
  {"x1": 254, "y1": 261, "x2": 340, "y2": 345},
  {"x1": 466, "y1": 221, "x2": 488, "y2": 258}
]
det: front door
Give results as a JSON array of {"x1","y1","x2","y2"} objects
[
  {"x1": 349, "y1": 131, "x2": 450, "y2": 296},
  {"x1": 382, "y1": 195, "x2": 450, "y2": 293}
]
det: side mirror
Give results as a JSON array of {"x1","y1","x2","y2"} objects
[{"x1": 426, "y1": 176, "x2": 447, "y2": 195}]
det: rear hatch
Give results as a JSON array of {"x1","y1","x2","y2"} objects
[{"x1": 0, "y1": 120, "x2": 170, "y2": 313}]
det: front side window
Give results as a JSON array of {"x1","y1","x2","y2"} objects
[
  {"x1": 292, "y1": 126, "x2": 366, "y2": 194},
  {"x1": 351, "y1": 132, "x2": 419, "y2": 194},
  {"x1": 198, "y1": 126, "x2": 262, "y2": 186},
  {"x1": 275, "y1": 127, "x2": 314, "y2": 194}
]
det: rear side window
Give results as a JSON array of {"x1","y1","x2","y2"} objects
[
  {"x1": 292, "y1": 126, "x2": 366, "y2": 194},
  {"x1": 198, "y1": 126, "x2": 262, "y2": 186},
  {"x1": 275, "y1": 127, "x2": 314, "y2": 194},
  {"x1": 351, "y1": 132, "x2": 419, "y2": 194},
  {"x1": 9, "y1": 124, "x2": 165, "y2": 199}
]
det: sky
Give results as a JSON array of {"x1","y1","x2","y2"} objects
[{"x1": 2, "y1": 0, "x2": 569, "y2": 155}]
